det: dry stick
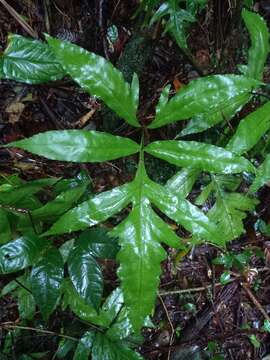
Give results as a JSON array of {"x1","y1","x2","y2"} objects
[
  {"x1": 241, "y1": 282, "x2": 270, "y2": 322},
  {"x1": 0, "y1": 0, "x2": 38, "y2": 38},
  {"x1": 0, "y1": 323, "x2": 79, "y2": 342},
  {"x1": 158, "y1": 295, "x2": 174, "y2": 360},
  {"x1": 159, "y1": 268, "x2": 270, "y2": 297}
]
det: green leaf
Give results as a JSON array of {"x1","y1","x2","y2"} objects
[
  {"x1": 55, "y1": 338, "x2": 77, "y2": 359},
  {"x1": 165, "y1": 168, "x2": 200, "y2": 198},
  {"x1": 73, "y1": 331, "x2": 94, "y2": 360},
  {"x1": 44, "y1": 183, "x2": 132, "y2": 235},
  {"x1": 0, "y1": 235, "x2": 46, "y2": 274},
  {"x1": 68, "y1": 239, "x2": 103, "y2": 309},
  {"x1": 0, "y1": 178, "x2": 57, "y2": 207},
  {"x1": 208, "y1": 190, "x2": 257, "y2": 244},
  {"x1": 149, "y1": 75, "x2": 259, "y2": 129},
  {"x1": 46, "y1": 35, "x2": 140, "y2": 127},
  {"x1": 31, "y1": 247, "x2": 63, "y2": 319},
  {"x1": 249, "y1": 334, "x2": 261, "y2": 348},
  {"x1": 145, "y1": 140, "x2": 255, "y2": 174},
  {"x1": 250, "y1": 154, "x2": 270, "y2": 192},
  {"x1": 91, "y1": 333, "x2": 143, "y2": 360},
  {"x1": 226, "y1": 102, "x2": 270, "y2": 155},
  {"x1": 146, "y1": 178, "x2": 222, "y2": 244},
  {"x1": 242, "y1": 9, "x2": 270, "y2": 80},
  {"x1": 59, "y1": 239, "x2": 75, "y2": 263},
  {"x1": 220, "y1": 271, "x2": 231, "y2": 285},
  {"x1": 62, "y1": 280, "x2": 101, "y2": 324},
  {"x1": 98, "y1": 288, "x2": 124, "y2": 328},
  {"x1": 150, "y1": 1, "x2": 195, "y2": 49},
  {"x1": 0, "y1": 209, "x2": 11, "y2": 244},
  {"x1": 111, "y1": 201, "x2": 167, "y2": 332},
  {"x1": 6, "y1": 130, "x2": 140, "y2": 163},
  {"x1": 17, "y1": 287, "x2": 36, "y2": 320},
  {"x1": 78, "y1": 228, "x2": 118, "y2": 259},
  {"x1": 181, "y1": 92, "x2": 251, "y2": 136},
  {"x1": 1, "y1": 34, "x2": 65, "y2": 84},
  {"x1": 32, "y1": 183, "x2": 88, "y2": 221},
  {"x1": 106, "y1": 307, "x2": 133, "y2": 341},
  {"x1": 263, "y1": 319, "x2": 270, "y2": 333}
]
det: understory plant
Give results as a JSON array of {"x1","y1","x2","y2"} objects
[{"x1": 1, "y1": 8, "x2": 270, "y2": 358}]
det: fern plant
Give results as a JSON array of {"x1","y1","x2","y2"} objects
[{"x1": 0, "y1": 8, "x2": 270, "y2": 356}]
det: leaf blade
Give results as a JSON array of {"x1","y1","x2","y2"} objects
[
  {"x1": 1, "y1": 34, "x2": 65, "y2": 84},
  {"x1": 145, "y1": 140, "x2": 255, "y2": 174},
  {"x1": 6, "y1": 130, "x2": 140, "y2": 163},
  {"x1": 46, "y1": 35, "x2": 140, "y2": 127},
  {"x1": 31, "y1": 247, "x2": 64, "y2": 319},
  {"x1": 149, "y1": 75, "x2": 259, "y2": 129}
]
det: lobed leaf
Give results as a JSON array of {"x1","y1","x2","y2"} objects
[
  {"x1": 145, "y1": 140, "x2": 255, "y2": 173},
  {"x1": 208, "y1": 192, "x2": 257, "y2": 245},
  {"x1": 6, "y1": 130, "x2": 140, "y2": 163},
  {"x1": 0, "y1": 34, "x2": 65, "y2": 84},
  {"x1": 31, "y1": 247, "x2": 64, "y2": 319},
  {"x1": 226, "y1": 101, "x2": 270, "y2": 155},
  {"x1": 242, "y1": 9, "x2": 270, "y2": 80},
  {"x1": 46, "y1": 35, "x2": 140, "y2": 127},
  {"x1": 149, "y1": 75, "x2": 259, "y2": 129},
  {"x1": 250, "y1": 154, "x2": 270, "y2": 193}
]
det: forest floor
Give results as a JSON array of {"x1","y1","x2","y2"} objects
[{"x1": 1, "y1": 1, "x2": 270, "y2": 359}]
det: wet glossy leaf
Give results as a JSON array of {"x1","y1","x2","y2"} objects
[
  {"x1": 106, "y1": 306, "x2": 133, "y2": 341},
  {"x1": 78, "y1": 228, "x2": 118, "y2": 259},
  {"x1": 226, "y1": 102, "x2": 270, "y2": 155},
  {"x1": 59, "y1": 239, "x2": 75, "y2": 263},
  {"x1": 6, "y1": 130, "x2": 140, "y2": 163},
  {"x1": 68, "y1": 239, "x2": 103, "y2": 309},
  {"x1": 145, "y1": 140, "x2": 255, "y2": 174},
  {"x1": 31, "y1": 247, "x2": 64, "y2": 319},
  {"x1": 181, "y1": 92, "x2": 250, "y2": 136},
  {"x1": 149, "y1": 75, "x2": 259, "y2": 129},
  {"x1": 111, "y1": 201, "x2": 167, "y2": 332},
  {"x1": 0, "y1": 34, "x2": 65, "y2": 84},
  {"x1": 146, "y1": 178, "x2": 222, "y2": 244},
  {"x1": 73, "y1": 331, "x2": 95, "y2": 360},
  {"x1": 242, "y1": 9, "x2": 270, "y2": 80},
  {"x1": 165, "y1": 168, "x2": 200, "y2": 198},
  {"x1": 62, "y1": 280, "x2": 101, "y2": 324},
  {"x1": 91, "y1": 333, "x2": 143, "y2": 360},
  {"x1": 44, "y1": 183, "x2": 132, "y2": 235},
  {"x1": 98, "y1": 288, "x2": 124, "y2": 328},
  {"x1": 46, "y1": 35, "x2": 140, "y2": 127},
  {"x1": 0, "y1": 209, "x2": 11, "y2": 244},
  {"x1": 0, "y1": 235, "x2": 46, "y2": 274},
  {"x1": 250, "y1": 154, "x2": 270, "y2": 192},
  {"x1": 32, "y1": 183, "x2": 88, "y2": 221}
]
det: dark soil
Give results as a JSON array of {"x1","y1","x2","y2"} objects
[{"x1": 1, "y1": 1, "x2": 270, "y2": 359}]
